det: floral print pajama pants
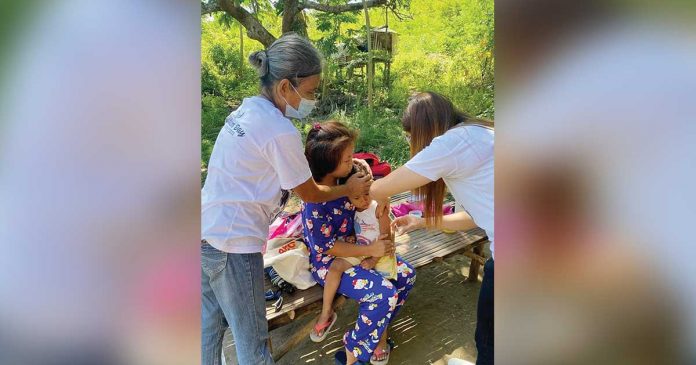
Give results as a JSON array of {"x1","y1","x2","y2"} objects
[
  {"x1": 312, "y1": 256, "x2": 416, "y2": 362},
  {"x1": 303, "y1": 198, "x2": 416, "y2": 362}
]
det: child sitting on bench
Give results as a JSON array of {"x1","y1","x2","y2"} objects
[{"x1": 310, "y1": 161, "x2": 397, "y2": 343}]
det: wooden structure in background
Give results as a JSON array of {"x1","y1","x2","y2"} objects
[{"x1": 339, "y1": 26, "x2": 398, "y2": 86}]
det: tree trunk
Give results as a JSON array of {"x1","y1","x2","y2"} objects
[
  {"x1": 282, "y1": 0, "x2": 300, "y2": 34},
  {"x1": 290, "y1": 11, "x2": 308, "y2": 37},
  {"x1": 281, "y1": 0, "x2": 308, "y2": 37},
  {"x1": 363, "y1": 0, "x2": 373, "y2": 110},
  {"x1": 219, "y1": 0, "x2": 277, "y2": 47},
  {"x1": 292, "y1": 11, "x2": 309, "y2": 38}
]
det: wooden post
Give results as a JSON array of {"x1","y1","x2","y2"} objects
[
  {"x1": 272, "y1": 296, "x2": 347, "y2": 362},
  {"x1": 239, "y1": 22, "x2": 244, "y2": 77},
  {"x1": 467, "y1": 241, "x2": 485, "y2": 282},
  {"x1": 386, "y1": 60, "x2": 391, "y2": 87},
  {"x1": 322, "y1": 62, "x2": 328, "y2": 98},
  {"x1": 363, "y1": 0, "x2": 373, "y2": 110},
  {"x1": 385, "y1": 6, "x2": 391, "y2": 87}
]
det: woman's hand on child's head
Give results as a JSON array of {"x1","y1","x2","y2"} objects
[
  {"x1": 391, "y1": 215, "x2": 425, "y2": 235},
  {"x1": 352, "y1": 158, "x2": 373, "y2": 179},
  {"x1": 346, "y1": 172, "x2": 372, "y2": 197},
  {"x1": 360, "y1": 257, "x2": 379, "y2": 270}
]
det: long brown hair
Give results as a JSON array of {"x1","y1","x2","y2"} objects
[{"x1": 402, "y1": 91, "x2": 493, "y2": 227}]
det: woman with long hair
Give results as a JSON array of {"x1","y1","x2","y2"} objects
[{"x1": 370, "y1": 91, "x2": 494, "y2": 365}]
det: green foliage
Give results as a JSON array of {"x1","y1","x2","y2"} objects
[
  {"x1": 201, "y1": 22, "x2": 259, "y2": 100},
  {"x1": 201, "y1": 0, "x2": 494, "y2": 181},
  {"x1": 315, "y1": 5, "x2": 359, "y2": 56},
  {"x1": 336, "y1": 106, "x2": 411, "y2": 167},
  {"x1": 385, "y1": 0, "x2": 494, "y2": 118}
]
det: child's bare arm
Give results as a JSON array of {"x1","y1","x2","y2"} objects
[
  {"x1": 378, "y1": 208, "x2": 394, "y2": 241},
  {"x1": 363, "y1": 202, "x2": 395, "y2": 270}
]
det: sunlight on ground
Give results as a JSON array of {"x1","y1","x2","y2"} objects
[{"x1": 430, "y1": 346, "x2": 476, "y2": 365}]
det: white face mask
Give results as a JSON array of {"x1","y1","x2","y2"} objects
[{"x1": 281, "y1": 82, "x2": 317, "y2": 119}]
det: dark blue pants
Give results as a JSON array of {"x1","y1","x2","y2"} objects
[{"x1": 475, "y1": 259, "x2": 494, "y2": 365}]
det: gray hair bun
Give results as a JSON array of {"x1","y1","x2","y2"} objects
[
  {"x1": 248, "y1": 50, "x2": 269, "y2": 77},
  {"x1": 251, "y1": 34, "x2": 323, "y2": 92}
]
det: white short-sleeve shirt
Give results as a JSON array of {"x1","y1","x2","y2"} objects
[
  {"x1": 202, "y1": 96, "x2": 312, "y2": 253},
  {"x1": 405, "y1": 125, "x2": 494, "y2": 257}
]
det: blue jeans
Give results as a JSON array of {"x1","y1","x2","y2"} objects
[
  {"x1": 201, "y1": 243, "x2": 273, "y2": 365},
  {"x1": 475, "y1": 258, "x2": 494, "y2": 365}
]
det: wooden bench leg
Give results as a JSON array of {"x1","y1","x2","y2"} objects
[
  {"x1": 272, "y1": 312, "x2": 319, "y2": 362},
  {"x1": 467, "y1": 243, "x2": 484, "y2": 282},
  {"x1": 272, "y1": 296, "x2": 347, "y2": 362}
]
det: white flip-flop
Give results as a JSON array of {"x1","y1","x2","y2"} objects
[{"x1": 309, "y1": 312, "x2": 338, "y2": 343}]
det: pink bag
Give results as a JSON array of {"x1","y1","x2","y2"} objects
[
  {"x1": 268, "y1": 213, "x2": 303, "y2": 240},
  {"x1": 391, "y1": 202, "x2": 454, "y2": 218}
]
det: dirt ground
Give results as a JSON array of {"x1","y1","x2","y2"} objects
[{"x1": 222, "y1": 250, "x2": 484, "y2": 365}]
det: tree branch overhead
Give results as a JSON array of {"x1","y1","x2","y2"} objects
[
  {"x1": 201, "y1": 0, "x2": 393, "y2": 47},
  {"x1": 201, "y1": 0, "x2": 221, "y2": 16},
  {"x1": 299, "y1": 0, "x2": 387, "y2": 14}
]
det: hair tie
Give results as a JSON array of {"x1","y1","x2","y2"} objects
[
  {"x1": 313, "y1": 123, "x2": 321, "y2": 131},
  {"x1": 265, "y1": 50, "x2": 272, "y2": 73}
]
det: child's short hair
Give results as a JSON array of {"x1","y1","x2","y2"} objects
[
  {"x1": 305, "y1": 121, "x2": 358, "y2": 181},
  {"x1": 338, "y1": 160, "x2": 372, "y2": 186}
]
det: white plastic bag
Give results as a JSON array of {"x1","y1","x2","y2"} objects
[{"x1": 263, "y1": 237, "x2": 316, "y2": 290}]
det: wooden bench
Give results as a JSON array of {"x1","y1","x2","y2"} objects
[{"x1": 264, "y1": 192, "x2": 488, "y2": 361}]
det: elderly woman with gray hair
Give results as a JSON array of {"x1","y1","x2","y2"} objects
[{"x1": 201, "y1": 34, "x2": 372, "y2": 365}]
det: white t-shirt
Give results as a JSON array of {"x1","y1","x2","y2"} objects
[
  {"x1": 201, "y1": 96, "x2": 312, "y2": 253},
  {"x1": 354, "y1": 200, "x2": 380, "y2": 245},
  {"x1": 405, "y1": 125, "x2": 494, "y2": 257}
]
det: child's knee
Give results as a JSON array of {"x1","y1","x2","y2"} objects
[{"x1": 331, "y1": 258, "x2": 352, "y2": 273}]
